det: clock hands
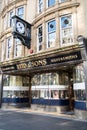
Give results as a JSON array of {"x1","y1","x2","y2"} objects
[{"x1": 16, "y1": 22, "x2": 25, "y2": 34}]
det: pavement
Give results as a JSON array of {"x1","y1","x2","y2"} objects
[
  {"x1": 0, "y1": 109, "x2": 87, "y2": 130},
  {"x1": 1, "y1": 105, "x2": 76, "y2": 120}
]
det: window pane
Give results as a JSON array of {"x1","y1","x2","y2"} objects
[
  {"x1": 60, "y1": 15, "x2": 73, "y2": 45},
  {"x1": 61, "y1": 15, "x2": 72, "y2": 28},
  {"x1": 37, "y1": 25, "x2": 43, "y2": 51},
  {"x1": 48, "y1": 0, "x2": 55, "y2": 7},
  {"x1": 38, "y1": 0, "x2": 43, "y2": 13},
  {"x1": 8, "y1": 11, "x2": 14, "y2": 27},
  {"x1": 22, "y1": 76, "x2": 29, "y2": 86},
  {"x1": 1, "y1": 41, "x2": 5, "y2": 61},
  {"x1": 48, "y1": 20, "x2": 56, "y2": 32},
  {"x1": 7, "y1": 37, "x2": 12, "y2": 58},
  {"x1": 15, "y1": 38, "x2": 22, "y2": 57},
  {"x1": 38, "y1": 26, "x2": 42, "y2": 36},
  {"x1": 31, "y1": 73, "x2": 68, "y2": 99},
  {"x1": 48, "y1": 33, "x2": 55, "y2": 47},
  {"x1": 17, "y1": 7, "x2": 24, "y2": 18},
  {"x1": 47, "y1": 20, "x2": 56, "y2": 48},
  {"x1": 73, "y1": 64, "x2": 85, "y2": 83},
  {"x1": 3, "y1": 75, "x2": 10, "y2": 86}
]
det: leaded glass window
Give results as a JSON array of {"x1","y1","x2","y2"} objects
[
  {"x1": 17, "y1": 7, "x2": 24, "y2": 19},
  {"x1": 6, "y1": 37, "x2": 12, "y2": 58},
  {"x1": 14, "y1": 38, "x2": 22, "y2": 57},
  {"x1": 47, "y1": 20, "x2": 56, "y2": 48},
  {"x1": 60, "y1": 15, "x2": 73, "y2": 46},
  {"x1": 37, "y1": 25, "x2": 43, "y2": 51},
  {"x1": 38, "y1": 0, "x2": 43, "y2": 13},
  {"x1": 8, "y1": 10, "x2": 14, "y2": 27},
  {"x1": 47, "y1": 0, "x2": 55, "y2": 7}
]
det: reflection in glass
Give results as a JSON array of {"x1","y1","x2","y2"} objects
[
  {"x1": 60, "y1": 14, "x2": 73, "y2": 45},
  {"x1": 37, "y1": 25, "x2": 43, "y2": 51},
  {"x1": 73, "y1": 64, "x2": 85, "y2": 83},
  {"x1": 48, "y1": 0, "x2": 55, "y2": 7},
  {"x1": 47, "y1": 20, "x2": 56, "y2": 48},
  {"x1": 32, "y1": 73, "x2": 69, "y2": 99},
  {"x1": 73, "y1": 64, "x2": 86, "y2": 100}
]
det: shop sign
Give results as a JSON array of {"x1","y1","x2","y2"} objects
[{"x1": 1, "y1": 51, "x2": 82, "y2": 72}]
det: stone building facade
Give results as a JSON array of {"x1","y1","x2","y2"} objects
[{"x1": 0, "y1": 0, "x2": 87, "y2": 119}]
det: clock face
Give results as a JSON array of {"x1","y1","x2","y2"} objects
[{"x1": 16, "y1": 21, "x2": 25, "y2": 34}]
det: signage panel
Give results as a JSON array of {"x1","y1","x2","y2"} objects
[{"x1": 1, "y1": 51, "x2": 82, "y2": 72}]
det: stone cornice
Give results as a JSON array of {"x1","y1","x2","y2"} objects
[
  {"x1": 0, "y1": 28, "x2": 12, "y2": 40},
  {"x1": 33, "y1": 2, "x2": 80, "y2": 24},
  {"x1": 0, "y1": 44, "x2": 80, "y2": 67}
]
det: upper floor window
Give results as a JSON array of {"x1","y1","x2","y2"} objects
[
  {"x1": 47, "y1": 20, "x2": 56, "y2": 48},
  {"x1": 2, "y1": 6, "x2": 24, "y2": 31},
  {"x1": 14, "y1": 38, "x2": 22, "y2": 57},
  {"x1": 17, "y1": 6, "x2": 24, "y2": 19},
  {"x1": 1, "y1": 41, "x2": 5, "y2": 61},
  {"x1": 6, "y1": 37, "x2": 12, "y2": 59},
  {"x1": 60, "y1": 14, "x2": 73, "y2": 46},
  {"x1": 38, "y1": 0, "x2": 43, "y2": 13},
  {"x1": 8, "y1": 10, "x2": 14, "y2": 27},
  {"x1": 37, "y1": 25, "x2": 43, "y2": 51},
  {"x1": 47, "y1": 0, "x2": 55, "y2": 7}
]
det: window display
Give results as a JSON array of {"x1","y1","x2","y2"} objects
[
  {"x1": 73, "y1": 64, "x2": 86, "y2": 100},
  {"x1": 31, "y1": 72, "x2": 69, "y2": 99}
]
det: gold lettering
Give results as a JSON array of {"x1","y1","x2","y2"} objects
[
  {"x1": 27, "y1": 59, "x2": 47, "y2": 68},
  {"x1": 2, "y1": 66, "x2": 15, "y2": 71},
  {"x1": 42, "y1": 59, "x2": 47, "y2": 66},
  {"x1": 17, "y1": 63, "x2": 27, "y2": 69},
  {"x1": 51, "y1": 54, "x2": 78, "y2": 63}
]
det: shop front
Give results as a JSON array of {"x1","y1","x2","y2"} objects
[
  {"x1": 0, "y1": 45, "x2": 83, "y2": 113},
  {"x1": 73, "y1": 64, "x2": 87, "y2": 119}
]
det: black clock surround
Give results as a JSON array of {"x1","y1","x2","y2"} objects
[{"x1": 12, "y1": 15, "x2": 31, "y2": 49}]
